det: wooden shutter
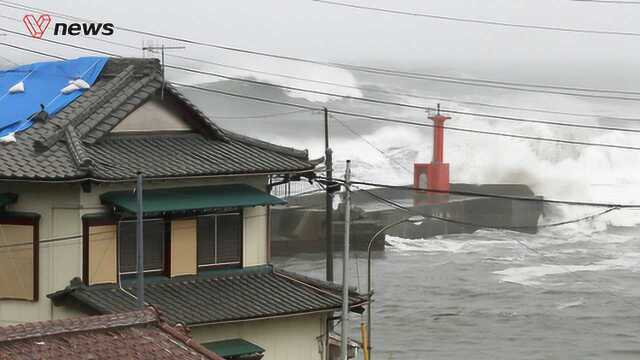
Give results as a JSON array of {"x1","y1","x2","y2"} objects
[{"x1": 0, "y1": 215, "x2": 38, "y2": 301}]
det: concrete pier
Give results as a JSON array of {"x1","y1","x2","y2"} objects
[{"x1": 271, "y1": 183, "x2": 543, "y2": 256}]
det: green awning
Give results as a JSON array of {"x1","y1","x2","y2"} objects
[
  {"x1": 202, "y1": 338, "x2": 265, "y2": 358},
  {"x1": 100, "y1": 184, "x2": 286, "y2": 214},
  {"x1": 0, "y1": 193, "x2": 17, "y2": 209}
]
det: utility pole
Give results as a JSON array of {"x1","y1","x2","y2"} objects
[
  {"x1": 136, "y1": 171, "x2": 144, "y2": 309},
  {"x1": 141, "y1": 44, "x2": 185, "y2": 100},
  {"x1": 341, "y1": 160, "x2": 352, "y2": 360},
  {"x1": 325, "y1": 107, "x2": 334, "y2": 282}
]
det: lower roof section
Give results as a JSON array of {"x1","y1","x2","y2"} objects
[
  {"x1": 0, "y1": 307, "x2": 224, "y2": 360},
  {"x1": 100, "y1": 184, "x2": 286, "y2": 215},
  {"x1": 203, "y1": 338, "x2": 265, "y2": 359},
  {"x1": 49, "y1": 265, "x2": 367, "y2": 326}
]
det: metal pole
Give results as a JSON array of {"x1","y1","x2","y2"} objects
[
  {"x1": 366, "y1": 220, "x2": 407, "y2": 359},
  {"x1": 160, "y1": 45, "x2": 165, "y2": 100},
  {"x1": 341, "y1": 160, "x2": 351, "y2": 360},
  {"x1": 325, "y1": 107, "x2": 334, "y2": 282},
  {"x1": 136, "y1": 171, "x2": 144, "y2": 309},
  {"x1": 366, "y1": 216, "x2": 424, "y2": 359}
]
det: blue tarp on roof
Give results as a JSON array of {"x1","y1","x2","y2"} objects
[{"x1": 0, "y1": 56, "x2": 108, "y2": 138}]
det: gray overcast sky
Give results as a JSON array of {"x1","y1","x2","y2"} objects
[{"x1": 4, "y1": 0, "x2": 640, "y2": 65}]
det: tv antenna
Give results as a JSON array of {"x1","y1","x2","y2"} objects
[{"x1": 141, "y1": 43, "x2": 185, "y2": 100}]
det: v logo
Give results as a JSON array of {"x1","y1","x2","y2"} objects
[{"x1": 23, "y1": 14, "x2": 52, "y2": 39}]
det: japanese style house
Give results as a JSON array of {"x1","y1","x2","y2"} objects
[{"x1": 0, "y1": 57, "x2": 366, "y2": 360}]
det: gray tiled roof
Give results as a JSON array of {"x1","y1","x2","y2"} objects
[
  {"x1": 0, "y1": 58, "x2": 315, "y2": 181},
  {"x1": 48, "y1": 266, "x2": 367, "y2": 326}
]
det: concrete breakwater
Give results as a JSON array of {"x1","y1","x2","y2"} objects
[{"x1": 271, "y1": 184, "x2": 543, "y2": 256}]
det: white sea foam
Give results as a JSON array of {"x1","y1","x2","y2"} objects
[
  {"x1": 176, "y1": 54, "x2": 363, "y2": 102},
  {"x1": 385, "y1": 235, "x2": 511, "y2": 253},
  {"x1": 494, "y1": 252, "x2": 640, "y2": 286},
  {"x1": 556, "y1": 299, "x2": 584, "y2": 310}
]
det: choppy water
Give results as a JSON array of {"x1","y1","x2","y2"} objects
[
  {"x1": 274, "y1": 223, "x2": 640, "y2": 359},
  {"x1": 184, "y1": 60, "x2": 640, "y2": 358}
]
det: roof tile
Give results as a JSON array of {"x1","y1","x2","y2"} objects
[
  {"x1": 49, "y1": 266, "x2": 366, "y2": 326},
  {"x1": 0, "y1": 58, "x2": 315, "y2": 181},
  {"x1": 0, "y1": 308, "x2": 224, "y2": 360}
]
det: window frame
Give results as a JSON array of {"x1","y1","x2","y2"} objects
[
  {"x1": 83, "y1": 214, "x2": 172, "y2": 284},
  {"x1": 117, "y1": 217, "x2": 167, "y2": 277},
  {"x1": 82, "y1": 214, "x2": 118, "y2": 286},
  {"x1": 196, "y1": 209, "x2": 243, "y2": 271},
  {"x1": 83, "y1": 207, "x2": 244, "y2": 283},
  {"x1": 0, "y1": 212, "x2": 40, "y2": 302}
]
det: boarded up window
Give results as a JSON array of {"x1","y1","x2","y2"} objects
[
  {"x1": 87, "y1": 225, "x2": 117, "y2": 285},
  {"x1": 118, "y1": 219, "x2": 165, "y2": 274},
  {"x1": 170, "y1": 219, "x2": 197, "y2": 277},
  {"x1": 197, "y1": 213, "x2": 242, "y2": 267},
  {"x1": 0, "y1": 216, "x2": 37, "y2": 301}
]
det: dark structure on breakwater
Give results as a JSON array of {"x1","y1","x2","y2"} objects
[
  {"x1": 271, "y1": 183, "x2": 543, "y2": 256},
  {"x1": 271, "y1": 109, "x2": 543, "y2": 256}
]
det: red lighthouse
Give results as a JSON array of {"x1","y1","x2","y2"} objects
[{"x1": 414, "y1": 106, "x2": 450, "y2": 196}]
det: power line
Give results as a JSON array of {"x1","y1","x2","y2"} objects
[
  {"x1": 329, "y1": 114, "x2": 413, "y2": 174},
  {"x1": 571, "y1": 0, "x2": 640, "y2": 3},
  {"x1": 12, "y1": 31, "x2": 640, "y2": 135},
  {"x1": 328, "y1": 177, "x2": 640, "y2": 208},
  {"x1": 328, "y1": 109, "x2": 640, "y2": 151},
  {"x1": 3, "y1": 0, "x2": 640, "y2": 99},
  {"x1": 354, "y1": 184, "x2": 640, "y2": 312},
  {"x1": 209, "y1": 109, "x2": 312, "y2": 119},
  {"x1": 5, "y1": 41, "x2": 640, "y2": 152},
  {"x1": 354, "y1": 184, "x2": 620, "y2": 229},
  {"x1": 4, "y1": 11, "x2": 638, "y2": 122},
  {"x1": 4, "y1": 28, "x2": 640, "y2": 134},
  {"x1": 175, "y1": 81, "x2": 640, "y2": 151},
  {"x1": 312, "y1": 0, "x2": 640, "y2": 37},
  {"x1": 160, "y1": 65, "x2": 640, "y2": 133},
  {"x1": 163, "y1": 56, "x2": 640, "y2": 122},
  {"x1": 0, "y1": 42, "x2": 66, "y2": 60}
]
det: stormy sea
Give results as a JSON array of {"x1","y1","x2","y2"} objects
[{"x1": 182, "y1": 61, "x2": 640, "y2": 359}]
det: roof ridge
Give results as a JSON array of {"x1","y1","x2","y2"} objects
[
  {"x1": 0, "y1": 308, "x2": 158, "y2": 343},
  {"x1": 80, "y1": 73, "x2": 162, "y2": 143},
  {"x1": 64, "y1": 127, "x2": 93, "y2": 173},
  {"x1": 33, "y1": 65, "x2": 137, "y2": 152},
  {"x1": 224, "y1": 130, "x2": 310, "y2": 160},
  {"x1": 164, "y1": 83, "x2": 228, "y2": 141}
]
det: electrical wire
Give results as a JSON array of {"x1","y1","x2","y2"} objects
[
  {"x1": 4, "y1": 13, "x2": 640, "y2": 122},
  {"x1": 172, "y1": 80, "x2": 640, "y2": 151},
  {"x1": 164, "y1": 64, "x2": 640, "y2": 132},
  {"x1": 327, "y1": 177, "x2": 640, "y2": 208},
  {"x1": 0, "y1": 42, "x2": 66, "y2": 60},
  {"x1": 165, "y1": 62, "x2": 640, "y2": 104},
  {"x1": 5, "y1": 42, "x2": 640, "y2": 161},
  {"x1": 571, "y1": 0, "x2": 640, "y2": 3},
  {"x1": 354, "y1": 184, "x2": 620, "y2": 230},
  {"x1": 7, "y1": 20, "x2": 640, "y2": 128},
  {"x1": 311, "y1": 0, "x2": 640, "y2": 37},
  {"x1": 351, "y1": 183, "x2": 640, "y2": 312},
  {"x1": 167, "y1": 64, "x2": 640, "y2": 133},
  {"x1": 10, "y1": 23, "x2": 640, "y2": 113},
  {"x1": 209, "y1": 109, "x2": 312, "y2": 119},
  {"x1": 4, "y1": 0, "x2": 640, "y2": 99},
  {"x1": 329, "y1": 114, "x2": 413, "y2": 174}
]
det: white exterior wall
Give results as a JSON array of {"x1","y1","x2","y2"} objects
[
  {"x1": 0, "y1": 175, "x2": 270, "y2": 325},
  {"x1": 191, "y1": 314, "x2": 327, "y2": 360}
]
